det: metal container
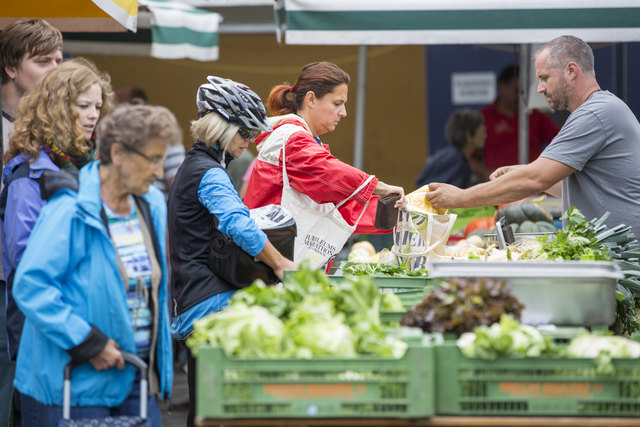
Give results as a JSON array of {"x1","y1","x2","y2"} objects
[
  {"x1": 484, "y1": 232, "x2": 553, "y2": 246},
  {"x1": 429, "y1": 260, "x2": 623, "y2": 326}
]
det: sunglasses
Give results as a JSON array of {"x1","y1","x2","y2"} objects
[{"x1": 238, "y1": 126, "x2": 260, "y2": 141}]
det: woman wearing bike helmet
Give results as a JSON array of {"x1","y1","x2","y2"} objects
[
  {"x1": 167, "y1": 76, "x2": 297, "y2": 426},
  {"x1": 244, "y1": 62, "x2": 407, "y2": 265}
]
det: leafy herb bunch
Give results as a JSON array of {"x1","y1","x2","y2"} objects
[
  {"x1": 342, "y1": 262, "x2": 429, "y2": 277},
  {"x1": 537, "y1": 207, "x2": 612, "y2": 261}
]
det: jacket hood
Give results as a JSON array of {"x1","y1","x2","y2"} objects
[{"x1": 255, "y1": 114, "x2": 312, "y2": 147}]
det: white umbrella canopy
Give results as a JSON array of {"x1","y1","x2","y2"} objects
[
  {"x1": 277, "y1": 0, "x2": 640, "y2": 165},
  {"x1": 280, "y1": 0, "x2": 640, "y2": 45}
]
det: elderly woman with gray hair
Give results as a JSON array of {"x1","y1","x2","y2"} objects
[{"x1": 11, "y1": 104, "x2": 180, "y2": 426}]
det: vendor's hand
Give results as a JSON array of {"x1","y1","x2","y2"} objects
[
  {"x1": 89, "y1": 339, "x2": 124, "y2": 371},
  {"x1": 490, "y1": 164, "x2": 522, "y2": 181},
  {"x1": 424, "y1": 182, "x2": 465, "y2": 209},
  {"x1": 273, "y1": 258, "x2": 298, "y2": 281}
]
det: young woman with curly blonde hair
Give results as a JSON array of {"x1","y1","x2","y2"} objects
[
  {"x1": 1, "y1": 57, "x2": 114, "y2": 368},
  {"x1": 4, "y1": 57, "x2": 113, "y2": 168}
]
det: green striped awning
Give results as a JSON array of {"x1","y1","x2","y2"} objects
[
  {"x1": 281, "y1": 0, "x2": 640, "y2": 45},
  {"x1": 142, "y1": 0, "x2": 219, "y2": 61}
]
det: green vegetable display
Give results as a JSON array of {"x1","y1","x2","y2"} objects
[
  {"x1": 566, "y1": 334, "x2": 640, "y2": 375},
  {"x1": 456, "y1": 316, "x2": 640, "y2": 376},
  {"x1": 400, "y1": 277, "x2": 524, "y2": 336},
  {"x1": 457, "y1": 315, "x2": 556, "y2": 360},
  {"x1": 342, "y1": 262, "x2": 429, "y2": 277},
  {"x1": 537, "y1": 207, "x2": 640, "y2": 335},
  {"x1": 187, "y1": 261, "x2": 408, "y2": 359}
]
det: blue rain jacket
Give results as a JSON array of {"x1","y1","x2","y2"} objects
[{"x1": 12, "y1": 161, "x2": 173, "y2": 406}]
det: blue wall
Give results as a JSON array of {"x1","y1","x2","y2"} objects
[{"x1": 425, "y1": 43, "x2": 640, "y2": 154}]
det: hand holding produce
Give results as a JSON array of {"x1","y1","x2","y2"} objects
[{"x1": 406, "y1": 185, "x2": 447, "y2": 215}]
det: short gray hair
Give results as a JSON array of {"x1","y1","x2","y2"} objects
[
  {"x1": 97, "y1": 104, "x2": 181, "y2": 165},
  {"x1": 537, "y1": 35, "x2": 595, "y2": 76}
]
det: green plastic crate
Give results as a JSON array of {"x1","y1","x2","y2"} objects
[
  {"x1": 196, "y1": 344, "x2": 434, "y2": 419},
  {"x1": 380, "y1": 311, "x2": 405, "y2": 324},
  {"x1": 329, "y1": 275, "x2": 432, "y2": 310},
  {"x1": 435, "y1": 342, "x2": 640, "y2": 416}
]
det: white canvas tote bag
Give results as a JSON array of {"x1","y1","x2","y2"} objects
[{"x1": 257, "y1": 122, "x2": 372, "y2": 269}]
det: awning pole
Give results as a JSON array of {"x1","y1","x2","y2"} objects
[
  {"x1": 353, "y1": 45, "x2": 367, "y2": 169},
  {"x1": 518, "y1": 43, "x2": 530, "y2": 165}
]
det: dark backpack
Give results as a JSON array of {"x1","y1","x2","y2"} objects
[{"x1": 0, "y1": 163, "x2": 78, "y2": 222}]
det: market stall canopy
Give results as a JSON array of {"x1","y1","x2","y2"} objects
[
  {"x1": 277, "y1": 0, "x2": 640, "y2": 166},
  {"x1": 278, "y1": 0, "x2": 640, "y2": 45},
  {"x1": 140, "y1": 0, "x2": 220, "y2": 61},
  {"x1": 62, "y1": 1, "x2": 275, "y2": 61},
  {"x1": 0, "y1": 0, "x2": 137, "y2": 32}
]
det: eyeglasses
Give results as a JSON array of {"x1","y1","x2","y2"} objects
[
  {"x1": 238, "y1": 126, "x2": 260, "y2": 141},
  {"x1": 126, "y1": 145, "x2": 164, "y2": 167}
]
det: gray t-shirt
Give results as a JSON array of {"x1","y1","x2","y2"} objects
[{"x1": 541, "y1": 90, "x2": 640, "y2": 236}]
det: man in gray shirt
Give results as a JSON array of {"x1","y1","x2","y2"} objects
[{"x1": 425, "y1": 35, "x2": 640, "y2": 237}]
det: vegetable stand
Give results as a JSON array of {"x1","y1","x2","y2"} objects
[
  {"x1": 195, "y1": 343, "x2": 434, "y2": 420},
  {"x1": 193, "y1": 207, "x2": 640, "y2": 427},
  {"x1": 195, "y1": 416, "x2": 640, "y2": 426}
]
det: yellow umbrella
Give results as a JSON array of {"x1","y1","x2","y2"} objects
[{"x1": 0, "y1": 0, "x2": 138, "y2": 32}]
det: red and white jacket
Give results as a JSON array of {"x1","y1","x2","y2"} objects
[{"x1": 244, "y1": 115, "x2": 386, "y2": 234}]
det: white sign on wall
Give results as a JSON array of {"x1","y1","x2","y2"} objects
[{"x1": 451, "y1": 72, "x2": 496, "y2": 105}]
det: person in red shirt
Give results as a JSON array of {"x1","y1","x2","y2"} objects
[{"x1": 481, "y1": 65, "x2": 560, "y2": 170}]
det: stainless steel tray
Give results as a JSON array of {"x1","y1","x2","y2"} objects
[
  {"x1": 484, "y1": 232, "x2": 553, "y2": 246},
  {"x1": 429, "y1": 260, "x2": 623, "y2": 326}
]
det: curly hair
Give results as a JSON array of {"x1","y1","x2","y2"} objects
[{"x1": 4, "y1": 57, "x2": 115, "y2": 164}]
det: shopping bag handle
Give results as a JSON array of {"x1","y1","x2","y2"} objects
[{"x1": 63, "y1": 352, "x2": 148, "y2": 420}]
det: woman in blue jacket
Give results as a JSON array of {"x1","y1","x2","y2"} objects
[
  {"x1": 168, "y1": 76, "x2": 297, "y2": 426},
  {"x1": 12, "y1": 104, "x2": 181, "y2": 426}
]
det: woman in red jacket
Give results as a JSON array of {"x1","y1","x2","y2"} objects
[{"x1": 244, "y1": 62, "x2": 405, "y2": 266}]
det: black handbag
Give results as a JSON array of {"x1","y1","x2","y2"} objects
[{"x1": 208, "y1": 205, "x2": 296, "y2": 287}]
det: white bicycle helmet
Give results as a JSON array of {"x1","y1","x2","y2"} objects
[{"x1": 196, "y1": 76, "x2": 271, "y2": 132}]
